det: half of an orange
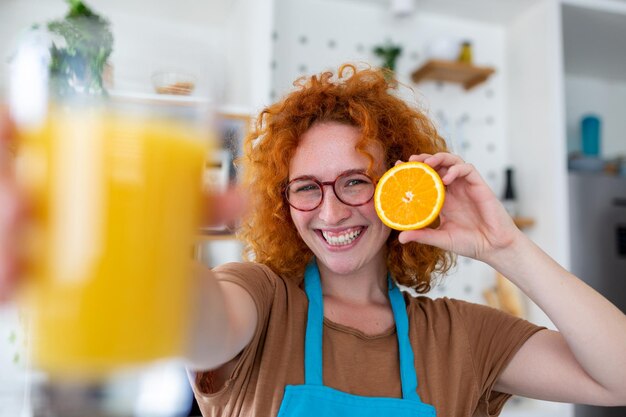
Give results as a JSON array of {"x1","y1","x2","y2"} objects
[{"x1": 374, "y1": 162, "x2": 445, "y2": 230}]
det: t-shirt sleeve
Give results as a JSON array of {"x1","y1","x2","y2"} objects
[
  {"x1": 450, "y1": 298, "x2": 546, "y2": 416},
  {"x1": 192, "y1": 262, "x2": 277, "y2": 400}
]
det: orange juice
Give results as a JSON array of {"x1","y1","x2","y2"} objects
[{"x1": 18, "y1": 105, "x2": 208, "y2": 376}]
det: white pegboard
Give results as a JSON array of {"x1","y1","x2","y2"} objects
[{"x1": 271, "y1": 0, "x2": 513, "y2": 306}]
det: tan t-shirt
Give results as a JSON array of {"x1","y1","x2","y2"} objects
[{"x1": 192, "y1": 262, "x2": 544, "y2": 417}]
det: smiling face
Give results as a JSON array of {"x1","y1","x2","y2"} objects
[{"x1": 288, "y1": 122, "x2": 391, "y2": 276}]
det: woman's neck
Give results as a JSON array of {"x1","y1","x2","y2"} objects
[{"x1": 316, "y1": 259, "x2": 389, "y2": 306}]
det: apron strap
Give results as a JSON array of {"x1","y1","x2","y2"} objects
[
  {"x1": 304, "y1": 261, "x2": 423, "y2": 401},
  {"x1": 304, "y1": 261, "x2": 324, "y2": 385},
  {"x1": 387, "y1": 274, "x2": 421, "y2": 401}
]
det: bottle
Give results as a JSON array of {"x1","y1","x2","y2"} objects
[
  {"x1": 458, "y1": 41, "x2": 473, "y2": 64},
  {"x1": 502, "y1": 167, "x2": 518, "y2": 217},
  {"x1": 581, "y1": 115, "x2": 601, "y2": 157}
]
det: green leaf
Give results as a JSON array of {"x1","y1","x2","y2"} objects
[{"x1": 66, "y1": 0, "x2": 97, "y2": 19}]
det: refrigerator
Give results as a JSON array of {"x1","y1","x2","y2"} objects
[{"x1": 568, "y1": 172, "x2": 626, "y2": 417}]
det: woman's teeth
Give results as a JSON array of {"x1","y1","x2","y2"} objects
[{"x1": 321, "y1": 229, "x2": 362, "y2": 246}]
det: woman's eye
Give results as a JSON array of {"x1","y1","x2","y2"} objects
[
  {"x1": 346, "y1": 179, "x2": 366, "y2": 186},
  {"x1": 294, "y1": 183, "x2": 319, "y2": 193},
  {"x1": 344, "y1": 176, "x2": 371, "y2": 187}
]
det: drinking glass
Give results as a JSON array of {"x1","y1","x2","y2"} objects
[{"x1": 8, "y1": 24, "x2": 213, "y2": 417}]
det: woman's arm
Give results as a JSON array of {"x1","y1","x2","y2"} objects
[
  {"x1": 399, "y1": 152, "x2": 626, "y2": 406},
  {"x1": 186, "y1": 188, "x2": 256, "y2": 371},
  {"x1": 189, "y1": 180, "x2": 256, "y2": 369},
  {"x1": 488, "y1": 234, "x2": 626, "y2": 405},
  {"x1": 185, "y1": 264, "x2": 258, "y2": 371}
]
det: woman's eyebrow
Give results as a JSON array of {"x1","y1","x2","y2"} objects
[{"x1": 289, "y1": 168, "x2": 368, "y2": 181}]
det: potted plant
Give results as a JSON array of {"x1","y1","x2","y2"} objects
[{"x1": 35, "y1": 0, "x2": 114, "y2": 96}]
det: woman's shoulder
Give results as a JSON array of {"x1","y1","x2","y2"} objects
[
  {"x1": 212, "y1": 261, "x2": 303, "y2": 295},
  {"x1": 213, "y1": 261, "x2": 279, "y2": 279},
  {"x1": 407, "y1": 294, "x2": 540, "y2": 337},
  {"x1": 407, "y1": 294, "x2": 466, "y2": 309},
  {"x1": 407, "y1": 294, "x2": 499, "y2": 322},
  {"x1": 212, "y1": 262, "x2": 308, "y2": 338}
]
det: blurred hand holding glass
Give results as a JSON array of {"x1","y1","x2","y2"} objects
[{"x1": 8, "y1": 6, "x2": 214, "y2": 415}]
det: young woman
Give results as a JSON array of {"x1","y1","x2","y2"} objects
[
  {"x1": 2, "y1": 66, "x2": 626, "y2": 417},
  {"x1": 185, "y1": 65, "x2": 626, "y2": 416}
]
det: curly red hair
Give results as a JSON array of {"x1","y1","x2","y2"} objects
[{"x1": 238, "y1": 64, "x2": 454, "y2": 292}]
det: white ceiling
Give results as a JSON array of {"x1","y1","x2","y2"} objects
[
  {"x1": 339, "y1": 0, "x2": 543, "y2": 24},
  {"x1": 412, "y1": 0, "x2": 542, "y2": 24}
]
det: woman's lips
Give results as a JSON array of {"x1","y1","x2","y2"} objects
[{"x1": 317, "y1": 226, "x2": 365, "y2": 247}]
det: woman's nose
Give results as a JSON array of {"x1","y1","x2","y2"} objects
[{"x1": 317, "y1": 187, "x2": 351, "y2": 224}]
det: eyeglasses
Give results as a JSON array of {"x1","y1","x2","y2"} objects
[{"x1": 284, "y1": 170, "x2": 376, "y2": 211}]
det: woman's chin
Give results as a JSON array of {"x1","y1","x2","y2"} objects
[{"x1": 315, "y1": 256, "x2": 364, "y2": 276}]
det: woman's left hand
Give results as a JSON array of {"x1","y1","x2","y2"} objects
[{"x1": 398, "y1": 152, "x2": 522, "y2": 262}]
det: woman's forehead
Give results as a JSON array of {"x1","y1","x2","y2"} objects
[{"x1": 289, "y1": 122, "x2": 384, "y2": 177}]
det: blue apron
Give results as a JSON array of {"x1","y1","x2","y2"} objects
[{"x1": 276, "y1": 262, "x2": 437, "y2": 417}]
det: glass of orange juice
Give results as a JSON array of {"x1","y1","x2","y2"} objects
[
  {"x1": 19, "y1": 102, "x2": 209, "y2": 372},
  {"x1": 9, "y1": 28, "x2": 213, "y2": 417}
]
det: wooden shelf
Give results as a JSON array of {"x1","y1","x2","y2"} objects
[
  {"x1": 411, "y1": 59, "x2": 495, "y2": 90},
  {"x1": 513, "y1": 217, "x2": 535, "y2": 230}
]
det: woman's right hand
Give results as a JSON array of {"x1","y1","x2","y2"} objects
[
  {"x1": 202, "y1": 186, "x2": 248, "y2": 231},
  {"x1": 0, "y1": 107, "x2": 25, "y2": 302}
]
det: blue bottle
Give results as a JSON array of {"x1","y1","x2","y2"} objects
[{"x1": 581, "y1": 115, "x2": 601, "y2": 157}]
